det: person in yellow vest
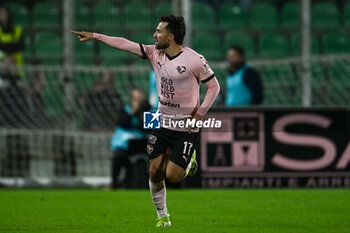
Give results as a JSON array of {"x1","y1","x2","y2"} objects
[{"x1": 0, "y1": 5, "x2": 24, "y2": 68}]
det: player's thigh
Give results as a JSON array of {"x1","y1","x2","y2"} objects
[
  {"x1": 169, "y1": 131, "x2": 198, "y2": 171},
  {"x1": 149, "y1": 151, "x2": 170, "y2": 174},
  {"x1": 147, "y1": 129, "x2": 170, "y2": 174},
  {"x1": 166, "y1": 161, "x2": 185, "y2": 183}
]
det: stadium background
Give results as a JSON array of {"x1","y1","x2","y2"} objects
[{"x1": 0, "y1": 0, "x2": 349, "y2": 187}]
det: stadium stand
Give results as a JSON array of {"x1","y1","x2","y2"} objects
[
  {"x1": 281, "y1": 1, "x2": 299, "y2": 29},
  {"x1": 312, "y1": 2, "x2": 340, "y2": 29},
  {"x1": 193, "y1": 32, "x2": 223, "y2": 61},
  {"x1": 219, "y1": 2, "x2": 247, "y2": 30},
  {"x1": 322, "y1": 32, "x2": 350, "y2": 54},
  {"x1": 291, "y1": 33, "x2": 320, "y2": 55},
  {"x1": 131, "y1": 31, "x2": 155, "y2": 45},
  {"x1": 34, "y1": 32, "x2": 63, "y2": 60},
  {"x1": 33, "y1": 2, "x2": 60, "y2": 29},
  {"x1": 7, "y1": 2, "x2": 29, "y2": 30},
  {"x1": 258, "y1": 32, "x2": 289, "y2": 57},
  {"x1": 75, "y1": 2, "x2": 90, "y2": 29},
  {"x1": 75, "y1": 40, "x2": 94, "y2": 61},
  {"x1": 345, "y1": 3, "x2": 350, "y2": 28},
  {"x1": 225, "y1": 31, "x2": 255, "y2": 58},
  {"x1": 191, "y1": 2, "x2": 216, "y2": 30},
  {"x1": 154, "y1": 2, "x2": 172, "y2": 22},
  {"x1": 250, "y1": 2, "x2": 278, "y2": 30},
  {"x1": 93, "y1": 3, "x2": 121, "y2": 30},
  {"x1": 123, "y1": 3, "x2": 152, "y2": 29}
]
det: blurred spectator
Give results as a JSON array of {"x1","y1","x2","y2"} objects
[
  {"x1": 224, "y1": 46, "x2": 263, "y2": 106},
  {"x1": 0, "y1": 5, "x2": 25, "y2": 68},
  {"x1": 148, "y1": 70, "x2": 158, "y2": 111},
  {"x1": 0, "y1": 134, "x2": 30, "y2": 177},
  {"x1": 82, "y1": 72, "x2": 124, "y2": 131},
  {"x1": 27, "y1": 71, "x2": 49, "y2": 128},
  {"x1": 53, "y1": 135, "x2": 77, "y2": 177},
  {"x1": 0, "y1": 56, "x2": 29, "y2": 127},
  {"x1": 110, "y1": 88, "x2": 151, "y2": 189}
]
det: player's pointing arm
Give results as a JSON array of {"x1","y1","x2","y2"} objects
[{"x1": 71, "y1": 30, "x2": 144, "y2": 58}]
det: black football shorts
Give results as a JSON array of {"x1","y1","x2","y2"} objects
[{"x1": 146, "y1": 128, "x2": 198, "y2": 169}]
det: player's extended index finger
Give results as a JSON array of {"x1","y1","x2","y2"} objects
[{"x1": 71, "y1": 30, "x2": 82, "y2": 35}]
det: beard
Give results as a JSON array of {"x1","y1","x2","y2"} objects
[
  {"x1": 156, "y1": 41, "x2": 170, "y2": 50},
  {"x1": 228, "y1": 61, "x2": 245, "y2": 75}
]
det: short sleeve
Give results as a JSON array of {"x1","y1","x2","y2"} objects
[
  {"x1": 140, "y1": 44, "x2": 156, "y2": 60},
  {"x1": 193, "y1": 55, "x2": 215, "y2": 83}
]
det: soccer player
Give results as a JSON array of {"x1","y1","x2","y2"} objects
[{"x1": 72, "y1": 15, "x2": 220, "y2": 227}]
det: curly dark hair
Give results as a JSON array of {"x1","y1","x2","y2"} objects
[{"x1": 160, "y1": 15, "x2": 186, "y2": 45}]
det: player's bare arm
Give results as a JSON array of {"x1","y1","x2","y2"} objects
[
  {"x1": 71, "y1": 30, "x2": 144, "y2": 58},
  {"x1": 188, "y1": 77, "x2": 220, "y2": 134}
]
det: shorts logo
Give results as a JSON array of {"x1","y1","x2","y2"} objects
[
  {"x1": 143, "y1": 110, "x2": 161, "y2": 129},
  {"x1": 148, "y1": 135, "x2": 157, "y2": 144},
  {"x1": 147, "y1": 145, "x2": 154, "y2": 155}
]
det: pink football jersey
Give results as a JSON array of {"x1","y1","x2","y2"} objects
[{"x1": 140, "y1": 44, "x2": 215, "y2": 132}]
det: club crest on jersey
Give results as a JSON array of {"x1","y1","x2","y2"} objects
[{"x1": 176, "y1": 65, "x2": 186, "y2": 74}]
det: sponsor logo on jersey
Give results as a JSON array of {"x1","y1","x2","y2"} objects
[{"x1": 158, "y1": 98, "x2": 180, "y2": 108}]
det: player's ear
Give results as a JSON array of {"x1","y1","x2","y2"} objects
[{"x1": 168, "y1": 34, "x2": 174, "y2": 41}]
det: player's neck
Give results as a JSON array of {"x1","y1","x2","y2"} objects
[{"x1": 165, "y1": 44, "x2": 183, "y2": 58}]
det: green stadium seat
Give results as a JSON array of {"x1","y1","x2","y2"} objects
[
  {"x1": 33, "y1": 2, "x2": 60, "y2": 29},
  {"x1": 312, "y1": 2, "x2": 340, "y2": 29},
  {"x1": 7, "y1": 2, "x2": 29, "y2": 30},
  {"x1": 344, "y1": 4, "x2": 350, "y2": 28},
  {"x1": 322, "y1": 32, "x2": 350, "y2": 54},
  {"x1": 225, "y1": 32, "x2": 255, "y2": 58},
  {"x1": 291, "y1": 33, "x2": 320, "y2": 55},
  {"x1": 75, "y1": 40, "x2": 94, "y2": 61},
  {"x1": 93, "y1": 3, "x2": 121, "y2": 30},
  {"x1": 219, "y1": 3, "x2": 247, "y2": 29},
  {"x1": 75, "y1": 2, "x2": 90, "y2": 29},
  {"x1": 123, "y1": 4, "x2": 152, "y2": 29},
  {"x1": 131, "y1": 31, "x2": 155, "y2": 45},
  {"x1": 35, "y1": 32, "x2": 63, "y2": 59},
  {"x1": 328, "y1": 61, "x2": 350, "y2": 105},
  {"x1": 258, "y1": 33, "x2": 289, "y2": 58},
  {"x1": 192, "y1": 2, "x2": 215, "y2": 30},
  {"x1": 194, "y1": 32, "x2": 223, "y2": 61},
  {"x1": 281, "y1": 2, "x2": 299, "y2": 29},
  {"x1": 154, "y1": 2, "x2": 172, "y2": 22},
  {"x1": 250, "y1": 3, "x2": 278, "y2": 30}
]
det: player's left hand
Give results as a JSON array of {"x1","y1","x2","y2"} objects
[{"x1": 188, "y1": 113, "x2": 203, "y2": 134}]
